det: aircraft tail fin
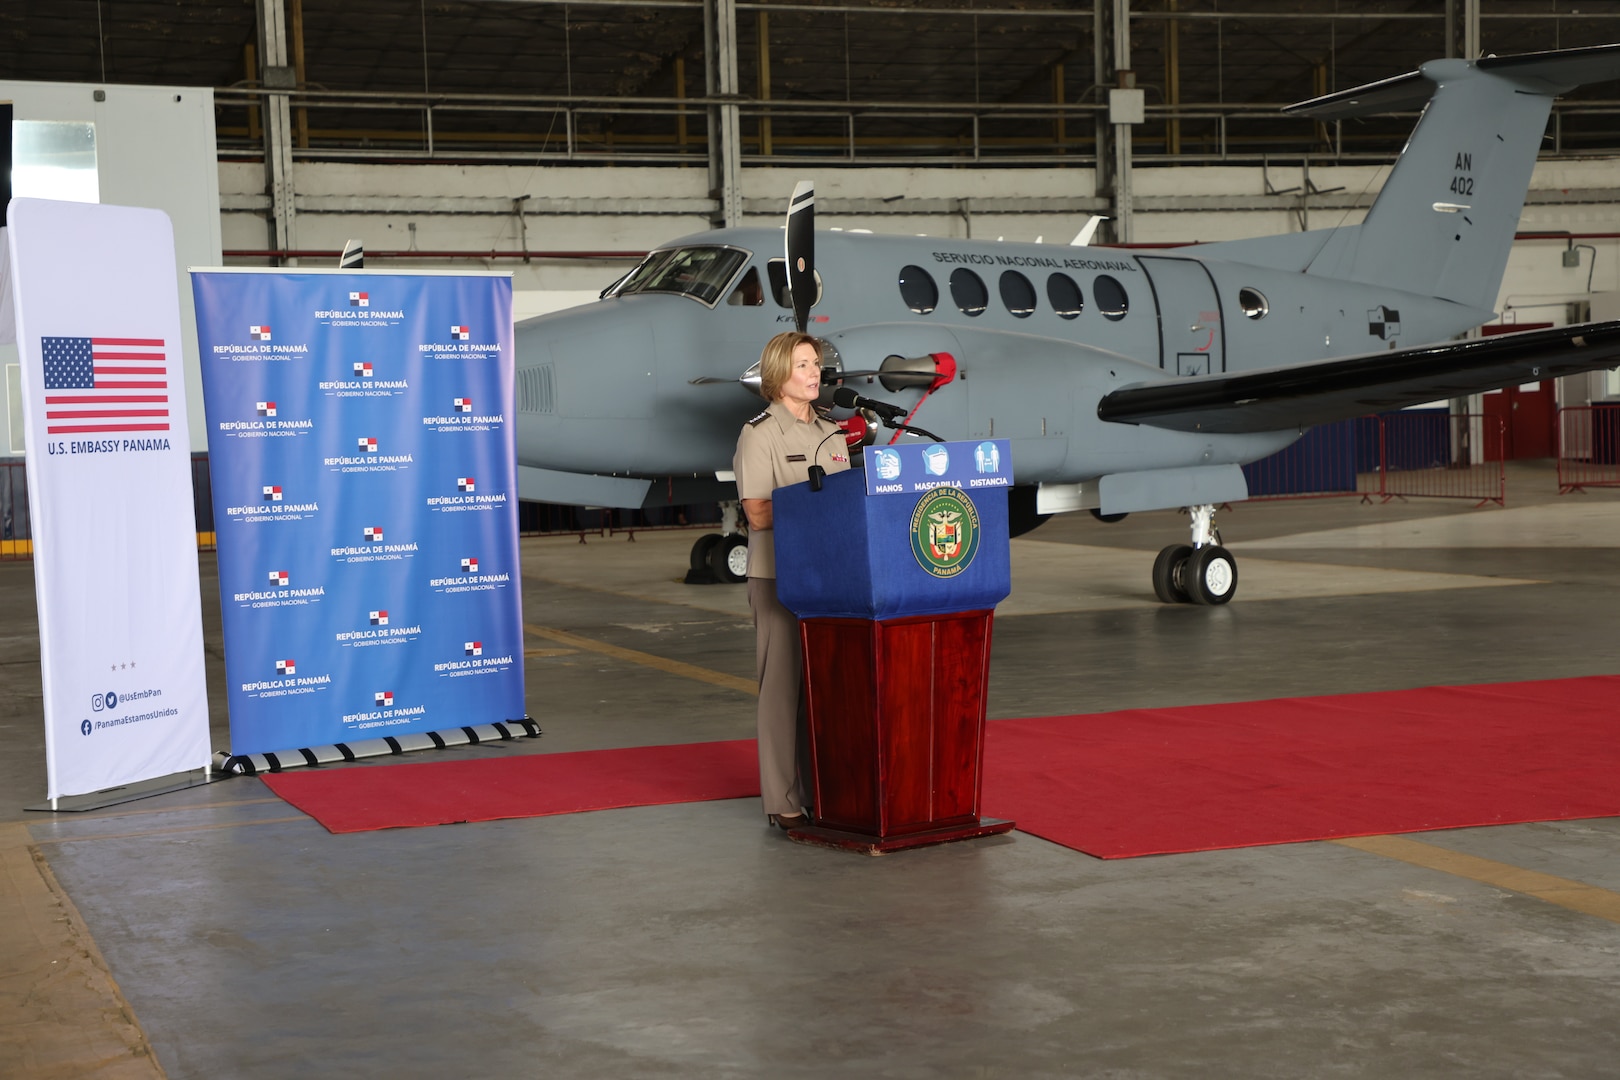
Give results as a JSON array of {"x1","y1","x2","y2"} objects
[{"x1": 1289, "y1": 44, "x2": 1620, "y2": 311}]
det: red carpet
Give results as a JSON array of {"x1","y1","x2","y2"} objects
[
  {"x1": 261, "y1": 677, "x2": 1620, "y2": 856},
  {"x1": 984, "y1": 676, "x2": 1620, "y2": 858},
  {"x1": 260, "y1": 739, "x2": 759, "y2": 834}
]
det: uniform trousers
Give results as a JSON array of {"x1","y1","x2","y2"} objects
[{"x1": 747, "y1": 575, "x2": 808, "y2": 817}]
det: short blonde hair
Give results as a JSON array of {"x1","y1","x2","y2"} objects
[{"x1": 758, "y1": 331, "x2": 823, "y2": 401}]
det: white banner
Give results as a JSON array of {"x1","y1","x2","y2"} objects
[{"x1": 5, "y1": 199, "x2": 210, "y2": 800}]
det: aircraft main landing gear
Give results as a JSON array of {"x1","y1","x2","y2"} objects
[
  {"x1": 1152, "y1": 503, "x2": 1238, "y2": 605},
  {"x1": 685, "y1": 501, "x2": 749, "y2": 585}
]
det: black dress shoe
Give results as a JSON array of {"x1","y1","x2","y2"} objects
[{"x1": 769, "y1": 812, "x2": 809, "y2": 830}]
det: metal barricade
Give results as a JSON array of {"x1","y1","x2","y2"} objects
[
  {"x1": 1556, "y1": 405, "x2": 1620, "y2": 494},
  {"x1": 1374, "y1": 410, "x2": 1505, "y2": 507},
  {"x1": 1244, "y1": 412, "x2": 1505, "y2": 507}
]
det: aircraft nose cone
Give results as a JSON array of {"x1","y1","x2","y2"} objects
[{"x1": 520, "y1": 302, "x2": 657, "y2": 422}]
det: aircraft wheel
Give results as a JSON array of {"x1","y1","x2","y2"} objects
[
  {"x1": 689, "y1": 533, "x2": 722, "y2": 573},
  {"x1": 1185, "y1": 545, "x2": 1238, "y2": 606},
  {"x1": 1151, "y1": 544, "x2": 1193, "y2": 604},
  {"x1": 708, "y1": 534, "x2": 749, "y2": 584}
]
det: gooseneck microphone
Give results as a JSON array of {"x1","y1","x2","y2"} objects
[{"x1": 831, "y1": 386, "x2": 907, "y2": 421}]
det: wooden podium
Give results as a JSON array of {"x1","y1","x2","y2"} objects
[{"x1": 774, "y1": 444, "x2": 1015, "y2": 854}]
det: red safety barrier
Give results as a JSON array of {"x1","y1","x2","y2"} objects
[
  {"x1": 1556, "y1": 406, "x2": 1620, "y2": 494},
  {"x1": 1246, "y1": 412, "x2": 1504, "y2": 507},
  {"x1": 1375, "y1": 411, "x2": 1505, "y2": 507}
]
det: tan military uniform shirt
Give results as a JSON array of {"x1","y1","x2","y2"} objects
[{"x1": 733, "y1": 399, "x2": 852, "y2": 579}]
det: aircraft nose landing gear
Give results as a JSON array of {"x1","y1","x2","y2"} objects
[{"x1": 1152, "y1": 503, "x2": 1238, "y2": 605}]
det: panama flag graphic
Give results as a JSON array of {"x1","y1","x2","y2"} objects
[
  {"x1": 276, "y1": 659, "x2": 296, "y2": 676},
  {"x1": 369, "y1": 610, "x2": 388, "y2": 626},
  {"x1": 454, "y1": 396, "x2": 472, "y2": 413},
  {"x1": 375, "y1": 691, "x2": 394, "y2": 708},
  {"x1": 268, "y1": 570, "x2": 289, "y2": 586},
  {"x1": 364, "y1": 526, "x2": 384, "y2": 542},
  {"x1": 249, "y1": 325, "x2": 271, "y2": 341},
  {"x1": 461, "y1": 556, "x2": 478, "y2": 573},
  {"x1": 354, "y1": 361, "x2": 372, "y2": 377},
  {"x1": 465, "y1": 641, "x2": 482, "y2": 656},
  {"x1": 457, "y1": 476, "x2": 475, "y2": 492},
  {"x1": 262, "y1": 484, "x2": 282, "y2": 502},
  {"x1": 349, "y1": 291, "x2": 369, "y2": 307},
  {"x1": 358, "y1": 436, "x2": 377, "y2": 452},
  {"x1": 451, "y1": 325, "x2": 469, "y2": 340},
  {"x1": 40, "y1": 336, "x2": 172, "y2": 436},
  {"x1": 257, "y1": 401, "x2": 276, "y2": 417}
]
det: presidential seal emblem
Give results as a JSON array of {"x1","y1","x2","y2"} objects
[{"x1": 910, "y1": 486, "x2": 980, "y2": 578}]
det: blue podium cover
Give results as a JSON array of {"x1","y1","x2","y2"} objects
[{"x1": 775, "y1": 447, "x2": 1011, "y2": 621}]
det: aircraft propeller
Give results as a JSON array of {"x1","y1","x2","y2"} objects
[{"x1": 786, "y1": 179, "x2": 816, "y2": 333}]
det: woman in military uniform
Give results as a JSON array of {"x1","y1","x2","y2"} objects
[{"x1": 732, "y1": 331, "x2": 850, "y2": 830}]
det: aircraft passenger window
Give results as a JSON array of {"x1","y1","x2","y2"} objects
[
  {"x1": 898, "y1": 264, "x2": 938, "y2": 314},
  {"x1": 950, "y1": 268, "x2": 988, "y2": 317},
  {"x1": 999, "y1": 271, "x2": 1036, "y2": 318},
  {"x1": 727, "y1": 267, "x2": 765, "y2": 306},
  {"x1": 1046, "y1": 273, "x2": 1083, "y2": 319},
  {"x1": 1239, "y1": 286, "x2": 1269, "y2": 320},
  {"x1": 1094, "y1": 275, "x2": 1129, "y2": 322},
  {"x1": 767, "y1": 259, "x2": 823, "y2": 308},
  {"x1": 616, "y1": 246, "x2": 750, "y2": 305}
]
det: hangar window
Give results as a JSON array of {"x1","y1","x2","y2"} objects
[
  {"x1": 1094, "y1": 275, "x2": 1129, "y2": 321},
  {"x1": 898, "y1": 264, "x2": 938, "y2": 314},
  {"x1": 767, "y1": 259, "x2": 824, "y2": 309},
  {"x1": 999, "y1": 271, "x2": 1036, "y2": 318},
  {"x1": 950, "y1": 268, "x2": 988, "y2": 317},
  {"x1": 1238, "y1": 286, "x2": 1269, "y2": 320},
  {"x1": 616, "y1": 245, "x2": 749, "y2": 306},
  {"x1": 727, "y1": 267, "x2": 765, "y2": 306},
  {"x1": 1046, "y1": 273, "x2": 1083, "y2": 319}
]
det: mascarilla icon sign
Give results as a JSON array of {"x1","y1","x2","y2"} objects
[
  {"x1": 922, "y1": 444, "x2": 950, "y2": 476},
  {"x1": 873, "y1": 448, "x2": 902, "y2": 481}
]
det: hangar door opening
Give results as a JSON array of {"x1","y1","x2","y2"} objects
[{"x1": 1140, "y1": 256, "x2": 1225, "y2": 376}]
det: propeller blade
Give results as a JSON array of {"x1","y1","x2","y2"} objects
[
  {"x1": 786, "y1": 180, "x2": 815, "y2": 333},
  {"x1": 688, "y1": 376, "x2": 739, "y2": 385}
]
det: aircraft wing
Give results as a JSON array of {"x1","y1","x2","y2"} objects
[{"x1": 1097, "y1": 321, "x2": 1620, "y2": 435}]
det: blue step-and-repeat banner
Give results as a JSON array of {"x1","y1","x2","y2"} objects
[{"x1": 191, "y1": 270, "x2": 525, "y2": 756}]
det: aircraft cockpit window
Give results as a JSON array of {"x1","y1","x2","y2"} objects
[
  {"x1": 898, "y1": 264, "x2": 938, "y2": 314},
  {"x1": 999, "y1": 271, "x2": 1036, "y2": 318},
  {"x1": 727, "y1": 267, "x2": 765, "y2": 306},
  {"x1": 950, "y1": 268, "x2": 988, "y2": 317},
  {"x1": 1095, "y1": 275, "x2": 1129, "y2": 322},
  {"x1": 615, "y1": 246, "x2": 750, "y2": 306},
  {"x1": 766, "y1": 259, "x2": 824, "y2": 309},
  {"x1": 1046, "y1": 273, "x2": 1083, "y2": 319},
  {"x1": 1239, "y1": 287, "x2": 1269, "y2": 320}
]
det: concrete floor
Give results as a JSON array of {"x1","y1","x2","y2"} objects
[{"x1": 7, "y1": 460, "x2": 1620, "y2": 1079}]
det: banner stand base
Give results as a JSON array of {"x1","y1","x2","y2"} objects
[
  {"x1": 213, "y1": 718, "x2": 541, "y2": 776},
  {"x1": 26, "y1": 768, "x2": 224, "y2": 814}
]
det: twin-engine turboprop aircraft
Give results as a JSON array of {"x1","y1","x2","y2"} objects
[{"x1": 513, "y1": 42, "x2": 1620, "y2": 604}]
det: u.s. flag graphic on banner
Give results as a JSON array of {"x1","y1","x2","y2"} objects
[
  {"x1": 6, "y1": 199, "x2": 211, "y2": 802},
  {"x1": 40, "y1": 336, "x2": 170, "y2": 435}
]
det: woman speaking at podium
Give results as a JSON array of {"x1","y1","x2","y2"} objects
[{"x1": 733, "y1": 331, "x2": 850, "y2": 831}]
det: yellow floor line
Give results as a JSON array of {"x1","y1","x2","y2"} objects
[
  {"x1": 1333, "y1": 834, "x2": 1620, "y2": 924},
  {"x1": 30, "y1": 816, "x2": 312, "y2": 846},
  {"x1": 524, "y1": 622, "x2": 757, "y2": 696}
]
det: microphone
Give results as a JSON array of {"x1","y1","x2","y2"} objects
[{"x1": 832, "y1": 386, "x2": 907, "y2": 421}]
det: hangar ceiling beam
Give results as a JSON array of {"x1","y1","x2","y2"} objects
[{"x1": 254, "y1": 0, "x2": 298, "y2": 262}]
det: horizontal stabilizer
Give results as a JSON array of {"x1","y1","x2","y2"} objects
[
  {"x1": 1097, "y1": 322, "x2": 1620, "y2": 435},
  {"x1": 1286, "y1": 42, "x2": 1620, "y2": 120}
]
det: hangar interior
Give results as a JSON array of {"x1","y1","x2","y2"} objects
[{"x1": 8, "y1": 3, "x2": 1620, "y2": 1078}]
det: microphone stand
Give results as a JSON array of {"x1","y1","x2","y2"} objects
[{"x1": 882, "y1": 417, "x2": 945, "y2": 443}]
